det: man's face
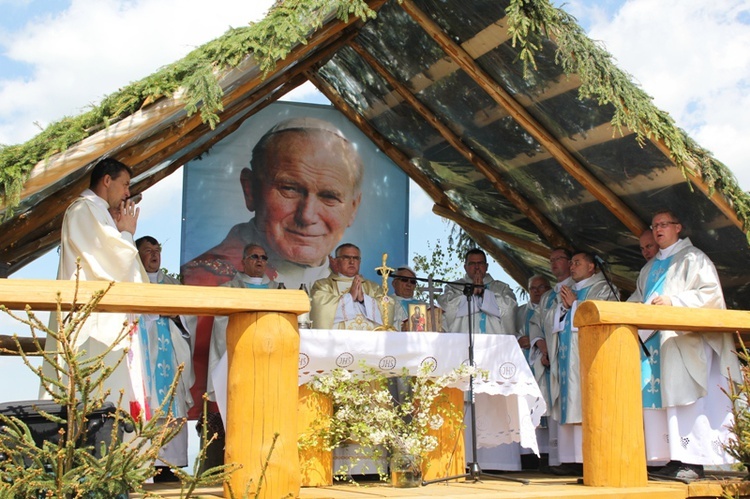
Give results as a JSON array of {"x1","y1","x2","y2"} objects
[
  {"x1": 242, "y1": 245, "x2": 268, "y2": 278},
  {"x1": 336, "y1": 247, "x2": 361, "y2": 278},
  {"x1": 138, "y1": 241, "x2": 161, "y2": 273},
  {"x1": 651, "y1": 213, "x2": 682, "y2": 249},
  {"x1": 464, "y1": 253, "x2": 488, "y2": 281},
  {"x1": 639, "y1": 231, "x2": 658, "y2": 261},
  {"x1": 243, "y1": 131, "x2": 362, "y2": 267},
  {"x1": 528, "y1": 277, "x2": 551, "y2": 305},
  {"x1": 104, "y1": 171, "x2": 131, "y2": 209},
  {"x1": 549, "y1": 249, "x2": 571, "y2": 280},
  {"x1": 392, "y1": 270, "x2": 417, "y2": 298},
  {"x1": 570, "y1": 254, "x2": 595, "y2": 283}
]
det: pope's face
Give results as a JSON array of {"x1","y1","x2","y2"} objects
[
  {"x1": 392, "y1": 270, "x2": 417, "y2": 298},
  {"x1": 138, "y1": 241, "x2": 161, "y2": 273},
  {"x1": 244, "y1": 131, "x2": 361, "y2": 267}
]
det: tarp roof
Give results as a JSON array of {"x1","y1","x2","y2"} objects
[{"x1": 1, "y1": 0, "x2": 748, "y2": 307}]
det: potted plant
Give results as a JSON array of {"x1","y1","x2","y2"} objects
[{"x1": 301, "y1": 362, "x2": 485, "y2": 487}]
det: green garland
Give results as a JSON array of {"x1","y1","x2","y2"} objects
[
  {"x1": 1, "y1": 0, "x2": 747, "y2": 241},
  {"x1": 506, "y1": 0, "x2": 749, "y2": 239},
  {"x1": 0, "y1": 0, "x2": 375, "y2": 216}
]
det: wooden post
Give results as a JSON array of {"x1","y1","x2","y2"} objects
[
  {"x1": 224, "y1": 311, "x2": 301, "y2": 499},
  {"x1": 578, "y1": 323, "x2": 647, "y2": 487},
  {"x1": 422, "y1": 387, "x2": 465, "y2": 481},
  {"x1": 298, "y1": 385, "x2": 333, "y2": 486}
]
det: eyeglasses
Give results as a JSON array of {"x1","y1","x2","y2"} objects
[
  {"x1": 466, "y1": 261, "x2": 487, "y2": 267},
  {"x1": 396, "y1": 277, "x2": 417, "y2": 285},
  {"x1": 337, "y1": 255, "x2": 361, "y2": 262},
  {"x1": 529, "y1": 285, "x2": 549, "y2": 292},
  {"x1": 549, "y1": 256, "x2": 569, "y2": 263},
  {"x1": 650, "y1": 222, "x2": 679, "y2": 230},
  {"x1": 245, "y1": 254, "x2": 268, "y2": 261}
]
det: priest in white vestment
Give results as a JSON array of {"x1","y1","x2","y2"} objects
[
  {"x1": 628, "y1": 210, "x2": 740, "y2": 480},
  {"x1": 310, "y1": 243, "x2": 390, "y2": 330},
  {"x1": 551, "y1": 251, "x2": 617, "y2": 470},
  {"x1": 437, "y1": 248, "x2": 519, "y2": 470},
  {"x1": 515, "y1": 275, "x2": 551, "y2": 466},
  {"x1": 41, "y1": 158, "x2": 149, "y2": 419},
  {"x1": 528, "y1": 248, "x2": 573, "y2": 470},
  {"x1": 136, "y1": 236, "x2": 196, "y2": 476}
]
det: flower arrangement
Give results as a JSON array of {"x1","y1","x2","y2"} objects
[{"x1": 300, "y1": 361, "x2": 487, "y2": 483}]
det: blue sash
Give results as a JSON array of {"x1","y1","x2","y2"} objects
[{"x1": 640, "y1": 256, "x2": 674, "y2": 409}]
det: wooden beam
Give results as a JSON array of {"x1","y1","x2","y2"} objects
[
  {"x1": 0, "y1": 335, "x2": 44, "y2": 355},
  {"x1": 304, "y1": 70, "x2": 448, "y2": 204},
  {"x1": 349, "y1": 41, "x2": 568, "y2": 249},
  {"x1": 575, "y1": 300, "x2": 750, "y2": 332},
  {"x1": 0, "y1": 280, "x2": 309, "y2": 316},
  {"x1": 400, "y1": 0, "x2": 647, "y2": 237},
  {"x1": 307, "y1": 69, "x2": 535, "y2": 285},
  {"x1": 432, "y1": 204, "x2": 551, "y2": 258},
  {"x1": 6, "y1": 0, "x2": 387, "y2": 212}
]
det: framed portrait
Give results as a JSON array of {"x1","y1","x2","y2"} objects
[{"x1": 408, "y1": 303, "x2": 427, "y2": 332}]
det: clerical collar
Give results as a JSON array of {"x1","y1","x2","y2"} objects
[
  {"x1": 147, "y1": 271, "x2": 159, "y2": 284},
  {"x1": 573, "y1": 273, "x2": 597, "y2": 290},
  {"x1": 554, "y1": 276, "x2": 573, "y2": 292},
  {"x1": 239, "y1": 274, "x2": 264, "y2": 285},
  {"x1": 657, "y1": 238, "x2": 683, "y2": 260},
  {"x1": 336, "y1": 274, "x2": 355, "y2": 280}
]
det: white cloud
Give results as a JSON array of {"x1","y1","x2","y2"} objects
[
  {"x1": 584, "y1": 0, "x2": 750, "y2": 190},
  {"x1": 0, "y1": 0, "x2": 276, "y2": 145}
]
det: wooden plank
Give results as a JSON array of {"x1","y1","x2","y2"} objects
[
  {"x1": 225, "y1": 311, "x2": 301, "y2": 499},
  {"x1": 579, "y1": 324, "x2": 647, "y2": 487},
  {"x1": 349, "y1": 41, "x2": 567, "y2": 249},
  {"x1": 0, "y1": 279, "x2": 309, "y2": 316},
  {"x1": 399, "y1": 0, "x2": 647, "y2": 238},
  {"x1": 574, "y1": 300, "x2": 750, "y2": 332}
]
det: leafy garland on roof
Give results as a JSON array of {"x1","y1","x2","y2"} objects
[
  {"x1": 0, "y1": 0, "x2": 376, "y2": 217},
  {"x1": 505, "y1": 0, "x2": 749, "y2": 240},
  {"x1": 1, "y1": 0, "x2": 748, "y2": 240}
]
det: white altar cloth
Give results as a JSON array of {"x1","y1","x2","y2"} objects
[{"x1": 213, "y1": 330, "x2": 545, "y2": 454}]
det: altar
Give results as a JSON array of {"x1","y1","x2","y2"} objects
[{"x1": 214, "y1": 330, "x2": 545, "y2": 464}]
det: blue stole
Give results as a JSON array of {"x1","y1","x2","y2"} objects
[
  {"x1": 521, "y1": 307, "x2": 534, "y2": 363},
  {"x1": 640, "y1": 256, "x2": 674, "y2": 409},
  {"x1": 138, "y1": 313, "x2": 180, "y2": 417},
  {"x1": 244, "y1": 282, "x2": 269, "y2": 289},
  {"x1": 559, "y1": 283, "x2": 596, "y2": 424}
]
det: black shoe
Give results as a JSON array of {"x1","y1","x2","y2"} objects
[
  {"x1": 153, "y1": 465, "x2": 180, "y2": 483},
  {"x1": 548, "y1": 463, "x2": 583, "y2": 476}
]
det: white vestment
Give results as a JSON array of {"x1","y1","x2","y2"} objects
[
  {"x1": 206, "y1": 274, "x2": 279, "y2": 400},
  {"x1": 628, "y1": 238, "x2": 739, "y2": 465},
  {"x1": 550, "y1": 272, "x2": 617, "y2": 463},
  {"x1": 437, "y1": 273, "x2": 517, "y2": 335},
  {"x1": 141, "y1": 270, "x2": 196, "y2": 467},
  {"x1": 41, "y1": 189, "x2": 149, "y2": 418},
  {"x1": 310, "y1": 275, "x2": 390, "y2": 330},
  {"x1": 527, "y1": 277, "x2": 572, "y2": 465}
]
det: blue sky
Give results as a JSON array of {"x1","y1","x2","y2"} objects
[{"x1": 1, "y1": 0, "x2": 749, "y2": 401}]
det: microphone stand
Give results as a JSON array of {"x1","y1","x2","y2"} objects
[{"x1": 413, "y1": 276, "x2": 529, "y2": 486}]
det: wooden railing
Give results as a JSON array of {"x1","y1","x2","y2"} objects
[
  {"x1": 575, "y1": 300, "x2": 750, "y2": 487},
  {"x1": 0, "y1": 279, "x2": 309, "y2": 499}
]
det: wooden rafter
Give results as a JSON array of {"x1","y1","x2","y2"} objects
[
  {"x1": 0, "y1": 74, "x2": 308, "y2": 272},
  {"x1": 399, "y1": 0, "x2": 647, "y2": 237},
  {"x1": 349, "y1": 41, "x2": 568, "y2": 248},
  {"x1": 432, "y1": 204, "x2": 551, "y2": 258},
  {"x1": 305, "y1": 68, "x2": 532, "y2": 284}
]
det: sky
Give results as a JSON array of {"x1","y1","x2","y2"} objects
[{"x1": 0, "y1": 0, "x2": 749, "y2": 457}]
